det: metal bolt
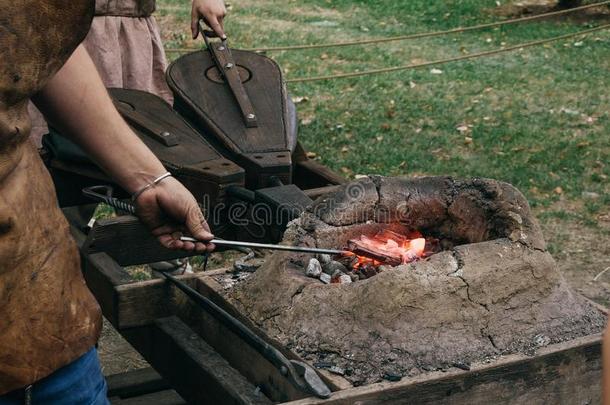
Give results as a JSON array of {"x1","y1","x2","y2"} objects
[
  {"x1": 247, "y1": 114, "x2": 256, "y2": 120},
  {"x1": 161, "y1": 131, "x2": 171, "y2": 137},
  {"x1": 225, "y1": 62, "x2": 234, "y2": 69}
]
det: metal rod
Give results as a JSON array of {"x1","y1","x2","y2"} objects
[
  {"x1": 180, "y1": 237, "x2": 349, "y2": 256},
  {"x1": 82, "y1": 186, "x2": 351, "y2": 257}
]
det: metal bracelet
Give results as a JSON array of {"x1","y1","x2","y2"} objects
[{"x1": 131, "y1": 172, "x2": 172, "y2": 202}]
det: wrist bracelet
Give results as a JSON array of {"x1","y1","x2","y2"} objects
[{"x1": 131, "y1": 172, "x2": 173, "y2": 202}]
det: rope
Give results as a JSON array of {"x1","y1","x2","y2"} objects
[
  {"x1": 164, "y1": 0, "x2": 610, "y2": 53},
  {"x1": 285, "y1": 24, "x2": 609, "y2": 83}
]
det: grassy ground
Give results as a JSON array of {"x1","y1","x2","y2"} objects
[{"x1": 154, "y1": 0, "x2": 610, "y2": 304}]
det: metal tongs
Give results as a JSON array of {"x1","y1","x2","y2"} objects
[{"x1": 82, "y1": 185, "x2": 333, "y2": 398}]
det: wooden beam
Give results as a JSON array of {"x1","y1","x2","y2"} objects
[
  {"x1": 110, "y1": 389, "x2": 185, "y2": 405},
  {"x1": 285, "y1": 334, "x2": 604, "y2": 405},
  {"x1": 147, "y1": 316, "x2": 272, "y2": 405},
  {"x1": 106, "y1": 368, "x2": 170, "y2": 399},
  {"x1": 85, "y1": 215, "x2": 192, "y2": 266}
]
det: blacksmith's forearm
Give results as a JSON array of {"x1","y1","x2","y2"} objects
[{"x1": 32, "y1": 45, "x2": 166, "y2": 194}]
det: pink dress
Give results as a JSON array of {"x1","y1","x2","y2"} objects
[{"x1": 29, "y1": 0, "x2": 172, "y2": 146}]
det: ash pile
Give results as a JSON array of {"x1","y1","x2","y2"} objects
[{"x1": 226, "y1": 176, "x2": 606, "y2": 386}]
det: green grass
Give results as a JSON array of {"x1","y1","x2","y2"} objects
[{"x1": 157, "y1": 0, "x2": 609, "y2": 212}]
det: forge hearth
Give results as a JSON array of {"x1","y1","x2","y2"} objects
[{"x1": 227, "y1": 176, "x2": 605, "y2": 386}]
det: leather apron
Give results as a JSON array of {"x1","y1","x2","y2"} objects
[{"x1": 0, "y1": 0, "x2": 101, "y2": 395}]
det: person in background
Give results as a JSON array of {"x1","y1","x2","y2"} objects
[{"x1": 28, "y1": 0, "x2": 227, "y2": 145}]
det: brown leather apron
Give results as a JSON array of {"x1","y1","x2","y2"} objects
[{"x1": 0, "y1": 0, "x2": 101, "y2": 395}]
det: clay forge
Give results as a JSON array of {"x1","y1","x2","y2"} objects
[{"x1": 227, "y1": 176, "x2": 605, "y2": 386}]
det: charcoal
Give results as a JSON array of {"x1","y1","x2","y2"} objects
[
  {"x1": 452, "y1": 361, "x2": 471, "y2": 371},
  {"x1": 318, "y1": 254, "x2": 332, "y2": 264},
  {"x1": 234, "y1": 252, "x2": 265, "y2": 273},
  {"x1": 322, "y1": 260, "x2": 348, "y2": 275},
  {"x1": 362, "y1": 264, "x2": 377, "y2": 279},
  {"x1": 328, "y1": 366, "x2": 345, "y2": 376},
  {"x1": 306, "y1": 258, "x2": 322, "y2": 278},
  {"x1": 382, "y1": 371, "x2": 402, "y2": 382},
  {"x1": 313, "y1": 362, "x2": 334, "y2": 369}
]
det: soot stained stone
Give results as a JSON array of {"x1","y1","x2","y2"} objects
[{"x1": 226, "y1": 176, "x2": 606, "y2": 386}]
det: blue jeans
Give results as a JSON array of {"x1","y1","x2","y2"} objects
[{"x1": 0, "y1": 347, "x2": 109, "y2": 405}]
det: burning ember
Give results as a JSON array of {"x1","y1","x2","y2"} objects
[
  {"x1": 348, "y1": 229, "x2": 427, "y2": 268},
  {"x1": 306, "y1": 229, "x2": 438, "y2": 285}
]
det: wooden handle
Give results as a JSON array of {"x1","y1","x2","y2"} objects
[{"x1": 202, "y1": 27, "x2": 259, "y2": 128}]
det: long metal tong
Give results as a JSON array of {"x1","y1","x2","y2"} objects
[
  {"x1": 160, "y1": 271, "x2": 331, "y2": 398},
  {"x1": 82, "y1": 185, "x2": 349, "y2": 256}
]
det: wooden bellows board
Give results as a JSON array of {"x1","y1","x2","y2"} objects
[
  {"x1": 109, "y1": 88, "x2": 244, "y2": 207},
  {"x1": 167, "y1": 41, "x2": 295, "y2": 188}
]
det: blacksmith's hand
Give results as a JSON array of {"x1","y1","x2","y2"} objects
[
  {"x1": 192, "y1": 0, "x2": 227, "y2": 39},
  {"x1": 135, "y1": 176, "x2": 215, "y2": 253}
]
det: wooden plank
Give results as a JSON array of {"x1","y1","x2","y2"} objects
[
  {"x1": 292, "y1": 143, "x2": 345, "y2": 190},
  {"x1": 106, "y1": 368, "x2": 170, "y2": 399},
  {"x1": 111, "y1": 389, "x2": 185, "y2": 405},
  {"x1": 84, "y1": 215, "x2": 193, "y2": 266},
  {"x1": 147, "y1": 316, "x2": 272, "y2": 405},
  {"x1": 82, "y1": 252, "x2": 132, "y2": 325},
  {"x1": 285, "y1": 334, "x2": 603, "y2": 405},
  {"x1": 114, "y1": 274, "x2": 200, "y2": 329},
  {"x1": 303, "y1": 185, "x2": 342, "y2": 200}
]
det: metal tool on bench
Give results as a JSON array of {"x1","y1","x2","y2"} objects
[
  {"x1": 159, "y1": 270, "x2": 331, "y2": 399},
  {"x1": 82, "y1": 185, "x2": 349, "y2": 254}
]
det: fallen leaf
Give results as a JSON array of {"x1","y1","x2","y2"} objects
[
  {"x1": 292, "y1": 96, "x2": 309, "y2": 104},
  {"x1": 354, "y1": 174, "x2": 367, "y2": 179},
  {"x1": 341, "y1": 167, "x2": 352, "y2": 174},
  {"x1": 430, "y1": 68, "x2": 443, "y2": 75},
  {"x1": 554, "y1": 187, "x2": 563, "y2": 195},
  {"x1": 456, "y1": 125, "x2": 469, "y2": 133},
  {"x1": 306, "y1": 151, "x2": 317, "y2": 159},
  {"x1": 464, "y1": 136, "x2": 473, "y2": 145},
  {"x1": 341, "y1": 146, "x2": 349, "y2": 153},
  {"x1": 301, "y1": 118, "x2": 313, "y2": 126},
  {"x1": 409, "y1": 81, "x2": 417, "y2": 88},
  {"x1": 376, "y1": 136, "x2": 384, "y2": 142}
]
